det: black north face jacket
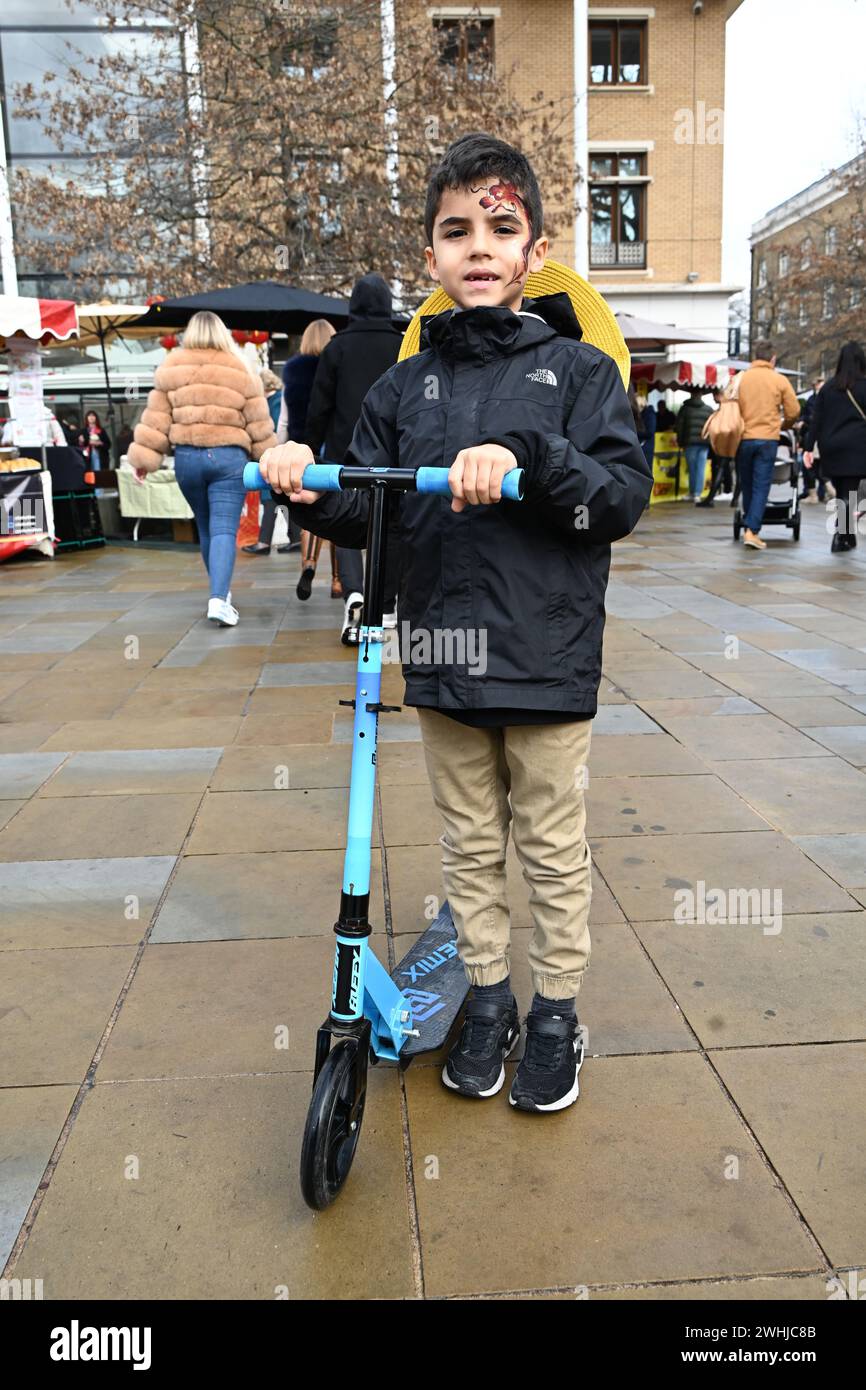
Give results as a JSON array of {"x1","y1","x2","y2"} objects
[{"x1": 292, "y1": 293, "x2": 652, "y2": 716}]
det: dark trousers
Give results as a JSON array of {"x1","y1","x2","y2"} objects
[
  {"x1": 801, "y1": 461, "x2": 828, "y2": 500},
  {"x1": 705, "y1": 451, "x2": 734, "y2": 501},
  {"x1": 830, "y1": 477, "x2": 865, "y2": 539},
  {"x1": 337, "y1": 543, "x2": 400, "y2": 610},
  {"x1": 258, "y1": 496, "x2": 301, "y2": 547}
]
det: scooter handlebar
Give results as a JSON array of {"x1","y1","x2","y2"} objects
[
  {"x1": 243, "y1": 460, "x2": 343, "y2": 492},
  {"x1": 416, "y1": 467, "x2": 523, "y2": 501},
  {"x1": 243, "y1": 460, "x2": 525, "y2": 502}
]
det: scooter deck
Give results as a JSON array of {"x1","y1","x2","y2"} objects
[{"x1": 390, "y1": 901, "x2": 470, "y2": 1057}]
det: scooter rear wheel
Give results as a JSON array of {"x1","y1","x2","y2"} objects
[{"x1": 300, "y1": 1039, "x2": 366, "y2": 1210}]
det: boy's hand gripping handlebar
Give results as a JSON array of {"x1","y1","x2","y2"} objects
[{"x1": 242, "y1": 460, "x2": 525, "y2": 502}]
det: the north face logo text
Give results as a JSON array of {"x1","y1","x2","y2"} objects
[{"x1": 525, "y1": 368, "x2": 557, "y2": 386}]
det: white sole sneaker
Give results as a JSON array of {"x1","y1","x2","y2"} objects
[
  {"x1": 441, "y1": 1026, "x2": 521, "y2": 1098},
  {"x1": 341, "y1": 592, "x2": 364, "y2": 645},
  {"x1": 207, "y1": 598, "x2": 239, "y2": 626},
  {"x1": 508, "y1": 1040, "x2": 584, "y2": 1112}
]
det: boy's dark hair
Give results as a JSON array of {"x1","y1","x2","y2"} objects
[
  {"x1": 752, "y1": 339, "x2": 774, "y2": 361},
  {"x1": 424, "y1": 132, "x2": 543, "y2": 246}
]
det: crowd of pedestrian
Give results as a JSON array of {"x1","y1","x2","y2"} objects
[
  {"x1": 125, "y1": 273, "x2": 404, "y2": 639},
  {"x1": 634, "y1": 337, "x2": 866, "y2": 554},
  {"x1": 119, "y1": 277, "x2": 866, "y2": 635}
]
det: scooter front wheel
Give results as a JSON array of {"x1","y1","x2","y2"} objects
[{"x1": 300, "y1": 1039, "x2": 366, "y2": 1210}]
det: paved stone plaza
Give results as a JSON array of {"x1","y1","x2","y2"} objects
[{"x1": 2, "y1": 501, "x2": 865, "y2": 1300}]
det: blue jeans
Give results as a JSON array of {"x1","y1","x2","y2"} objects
[
  {"x1": 173, "y1": 445, "x2": 248, "y2": 599},
  {"x1": 737, "y1": 439, "x2": 778, "y2": 533},
  {"x1": 684, "y1": 443, "x2": 709, "y2": 498}
]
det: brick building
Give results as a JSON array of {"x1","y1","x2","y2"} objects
[
  {"x1": 749, "y1": 154, "x2": 866, "y2": 386},
  {"x1": 426, "y1": 0, "x2": 744, "y2": 360}
]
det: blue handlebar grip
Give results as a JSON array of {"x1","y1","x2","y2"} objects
[
  {"x1": 415, "y1": 466, "x2": 524, "y2": 501},
  {"x1": 243, "y1": 461, "x2": 265, "y2": 490},
  {"x1": 242, "y1": 461, "x2": 344, "y2": 492},
  {"x1": 300, "y1": 463, "x2": 344, "y2": 492}
]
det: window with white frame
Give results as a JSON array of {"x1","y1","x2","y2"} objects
[
  {"x1": 281, "y1": 10, "x2": 338, "y2": 79},
  {"x1": 287, "y1": 157, "x2": 342, "y2": 239},
  {"x1": 824, "y1": 225, "x2": 838, "y2": 256},
  {"x1": 589, "y1": 151, "x2": 647, "y2": 267},
  {"x1": 757, "y1": 258, "x2": 767, "y2": 289},
  {"x1": 433, "y1": 14, "x2": 494, "y2": 78},
  {"x1": 778, "y1": 250, "x2": 788, "y2": 277},
  {"x1": 589, "y1": 19, "x2": 647, "y2": 84},
  {"x1": 822, "y1": 285, "x2": 834, "y2": 319},
  {"x1": 801, "y1": 236, "x2": 812, "y2": 269}
]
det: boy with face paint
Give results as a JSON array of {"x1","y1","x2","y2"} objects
[{"x1": 259, "y1": 133, "x2": 651, "y2": 1113}]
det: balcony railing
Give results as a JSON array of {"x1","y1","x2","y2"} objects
[{"x1": 590, "y1": 241, "x2": 646, "y2": 268}]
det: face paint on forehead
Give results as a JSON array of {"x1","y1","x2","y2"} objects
[
  {"x1": 471, "y1": 179, "x2": 528, "y2": 223},
  {"x1": 468, "y1": 181, "x2": 534, "y2": 289}
]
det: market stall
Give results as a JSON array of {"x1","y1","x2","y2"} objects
[
  {"x1": 630, "y1": 360, "x2": 737, "y2": 505},
  {"x1": 630, "y1": 359, "x2": 735, "y2": 392},
  {"x1": 0, "y1": 296, "x2": 82, "y2": 560}
]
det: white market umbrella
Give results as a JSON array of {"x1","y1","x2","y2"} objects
[{"x1": 72, "y1": 304, "x2": 150, "y2": 463}]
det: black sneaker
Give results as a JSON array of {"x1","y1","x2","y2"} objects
[
  {"x1": 296, "y1": 566, "x2": 316, "y2": 600},
  {"x1": 442, "y1": 996, "x2": 520, "y2": 1098},
  {"x1": 508, "y1": 1011, "x2": 584, "y2": 1113}
]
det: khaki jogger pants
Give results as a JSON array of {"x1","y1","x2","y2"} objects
[{"x1": 415, "y1": 709, "x2": 593, "y2": 1001}]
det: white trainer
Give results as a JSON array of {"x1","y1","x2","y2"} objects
[
  {"x1": 341, "y1": 591, "x2": 364, "y2": 646},
  {"x1": 207, "y1": 597, "x2": 239, "y2": 626}
]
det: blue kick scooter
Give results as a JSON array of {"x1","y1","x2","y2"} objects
[{"x1": 244, "y1": 459, "x2": 524, "y2": 1209}]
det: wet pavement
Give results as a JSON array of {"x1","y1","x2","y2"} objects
[{"x1": 2, "y1": 501, "x2": 865, "y2": 1300}]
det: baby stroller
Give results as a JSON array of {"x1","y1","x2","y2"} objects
[{"x1": 733, "y1": 428, "x2": 801, "y2": 542}]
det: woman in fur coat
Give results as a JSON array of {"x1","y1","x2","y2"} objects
[{"x1": 128, "y1": 311, "x2": 277, "y2": 625}]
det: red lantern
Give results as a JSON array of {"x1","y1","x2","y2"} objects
[
  {"x1": 248, "y1": 330, "x2": 269, "y2": 345},
  {"x1": 159, "y1": 334, "x2": 178, "y2": 349},
  {"x1": 147, "y1": 294, "x2": 166, "y2": 306},
  {"x1": 232, "y1": 329, "x2": 249, "y2": 345}
]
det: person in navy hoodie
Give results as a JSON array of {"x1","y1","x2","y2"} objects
[
  {"x1": 243, "y1": 320, "x2": 335, "y2": 560},
  {"x1": 302, "y1": 272, "x2": 404, "y2": 637}
]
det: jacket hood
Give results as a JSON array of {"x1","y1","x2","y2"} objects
[
  {"x1": 419, "y1": 292, "x2": 583, "y2": 364},
  {"x1": 348, "y1": 272, "x2": 393, "y2": 322}
]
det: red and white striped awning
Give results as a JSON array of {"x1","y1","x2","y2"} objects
[
  {"x1": 0, "y1": 296, "x2": 79, "y2": 349},
  {"x1": 630, "y1": 359, "x2": 735, "y2": 391}
]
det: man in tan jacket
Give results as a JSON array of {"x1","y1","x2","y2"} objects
[{"x1": 736, "y1": 340, "x2": 801, "y2": 549}]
